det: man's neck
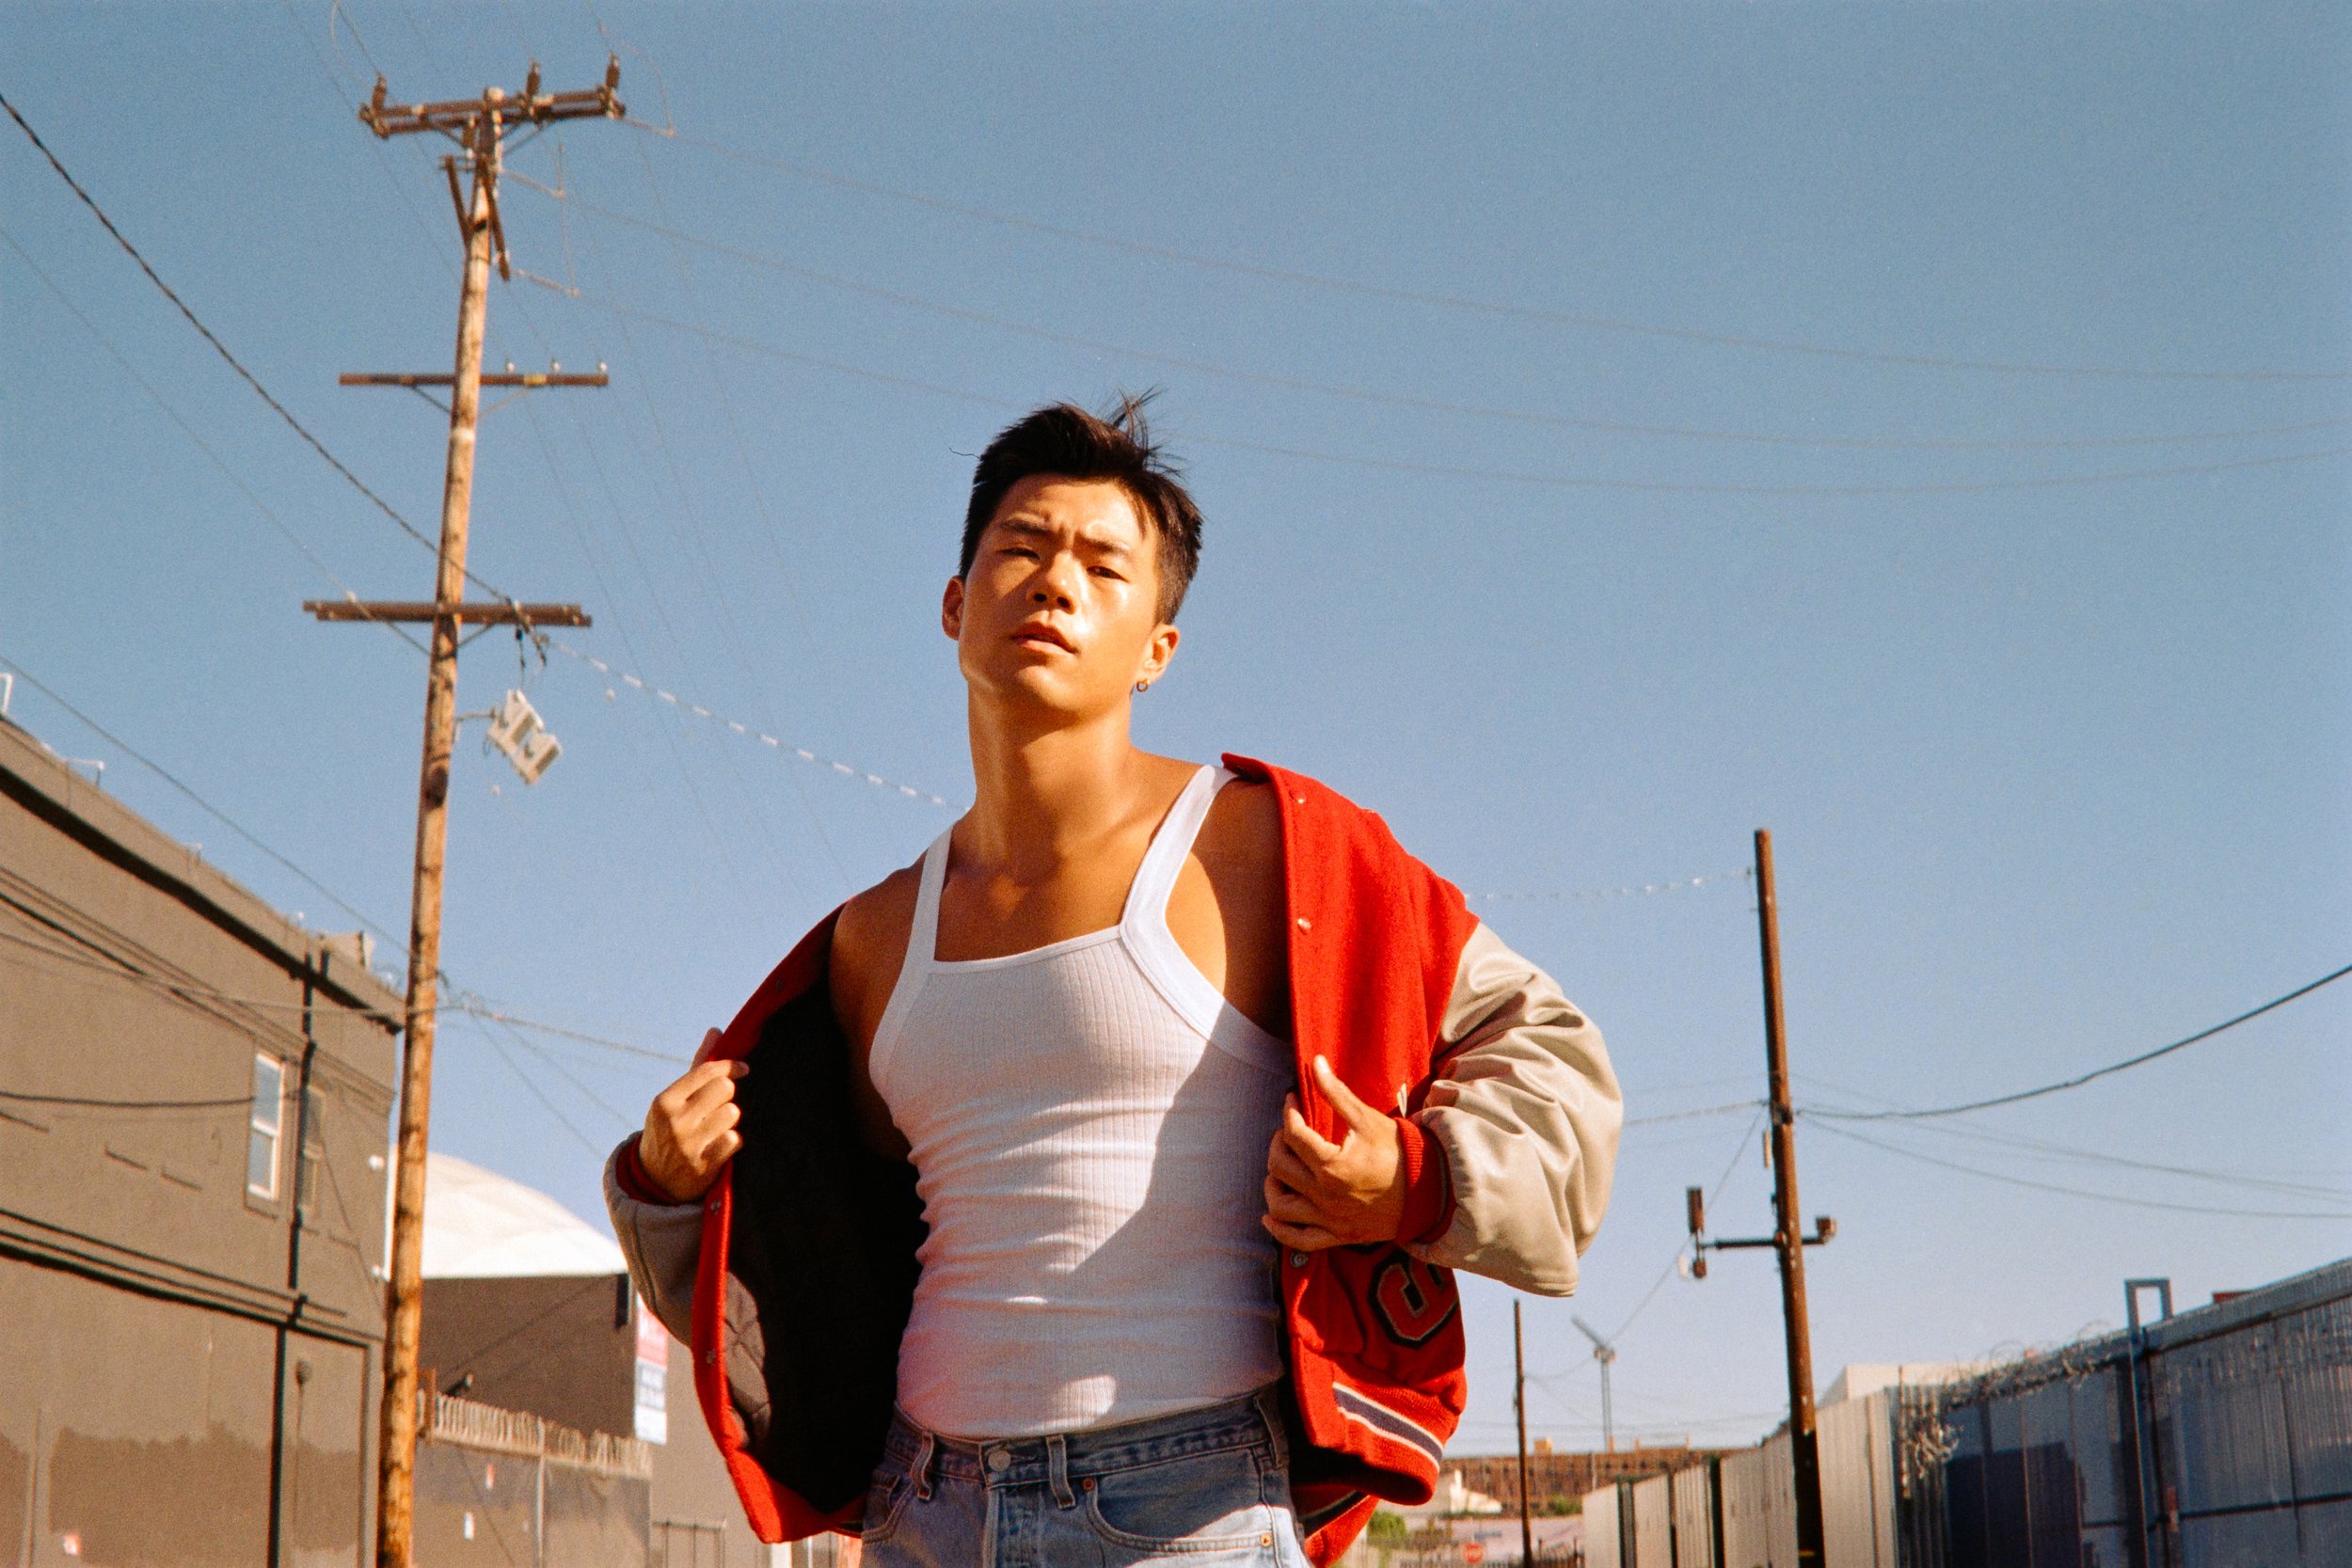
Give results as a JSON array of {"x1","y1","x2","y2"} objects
[{"x1": 961, "y1": 700, "x2": 1168, "y2": 880}]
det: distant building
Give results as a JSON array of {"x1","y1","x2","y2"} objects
[
  {"x1": 1444, "y1": 1444, "x2": 1729, "y2": 1516},
  {"x1": 419, "y1": 1152, "x2": 750, "y2": 1566},
  {"x1": 1820, "y1": 1362, "x2": 1977, "y2": 1406},
  {"x1": 0, "y1": 713, "x2": 402, "y2": 1568}
]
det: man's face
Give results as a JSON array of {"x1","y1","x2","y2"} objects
[{"x1": 944, "y1": 474, "x2": 1178, "y2": 720}]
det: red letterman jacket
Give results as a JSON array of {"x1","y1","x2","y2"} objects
[{"x1": 623, "y1": 756, "x2": 1559, "y2": 1565}]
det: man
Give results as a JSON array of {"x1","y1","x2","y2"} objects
[{"x1": 607, "y1": 397, "x2": 1621, "y2": 1567}]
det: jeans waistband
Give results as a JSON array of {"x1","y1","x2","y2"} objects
[{"x1": 882, "y1": 1386, "x2": 1290, "y2": 1491}]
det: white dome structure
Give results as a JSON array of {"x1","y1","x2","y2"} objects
[{"x1": 420, "y1": 1151, "x2": 628, "y2": 1278}]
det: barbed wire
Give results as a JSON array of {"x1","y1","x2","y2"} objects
[
  {"x1": 1477, "y1": 869, "x2": 1751, "y2": 903},
  {"x1": 547, "y1": 639, "x2": 960, "y2": 808}
]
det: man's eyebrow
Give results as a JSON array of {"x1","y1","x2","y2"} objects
[{"x1": 993, "y1": 515, "x2": 1138, "y2": 559}]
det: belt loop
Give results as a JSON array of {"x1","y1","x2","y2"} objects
[
  {"x1": 1047, "y1": 1433, "x2": 1077, "y2": 1509},
  {"x1": 1253, "y1": 1384, "x2": 1291, "y2": 1467},
  {"x1": 912, "y1": 1431, "x2": 937, "y2": 1501}
]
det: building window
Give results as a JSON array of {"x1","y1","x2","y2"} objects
[
  {"x1": 247, "y1": 1053, "x2": 285, "y2": 1199},
  {"x1": 295, "y1": 1085, "x2": 325, "y2": 1223}
]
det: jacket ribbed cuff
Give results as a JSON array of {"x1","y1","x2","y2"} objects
[
  {"x1": 612, "y1": 1134, "x2": 688, "y2": 1207},
  {"x1": 1393, "y1": 1116, "x2": 1454, "y2": 1245}
]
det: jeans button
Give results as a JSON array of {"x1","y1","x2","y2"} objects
[{"x1": 987, "y1": 1449, "x2": 1010, "y2": 1473}]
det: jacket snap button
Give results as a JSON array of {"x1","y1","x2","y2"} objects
[
  {"x1": 1295, "y1": 917, "x2": 1311, "y2": 931},
  {"x1": 1292, "y1": 1252, "x2": 1309, "y2": 1268},
  {"x1": 987, "y1": 1449, "x2": 1010, "y2": 1473}
]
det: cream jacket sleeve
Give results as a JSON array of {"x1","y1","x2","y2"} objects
[
  {"x1": 1403, "y1": 922, "x2": 1621, "y2": 1296},
  {"x1": 605, "y1": 1142, "x2": 701, "y2": 1347}
]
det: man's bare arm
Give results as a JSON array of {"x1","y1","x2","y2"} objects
[{"x1": 827, "y1": 863, "x2": 921, "y2": 1161}]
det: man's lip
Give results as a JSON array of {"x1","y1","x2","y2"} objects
[{"x1": 1011, "y1": 624, "x2": 1075, "y2": 653}]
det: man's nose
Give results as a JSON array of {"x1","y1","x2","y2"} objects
[{"x1": 1029, "y1": 554, "x2": 1080, "y2": 608}]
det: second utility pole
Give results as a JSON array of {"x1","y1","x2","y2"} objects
[
  {"x1": 1514, "y1": 1300, "x2": 1536, "y2": 1567},
  {"x1": 1755, "y1": 828, "x2": 1826, "y2": 1568}
]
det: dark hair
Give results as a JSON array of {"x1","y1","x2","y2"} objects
[{"x1": 959, "y1": 392, "x2": 1204, "y2": 622}]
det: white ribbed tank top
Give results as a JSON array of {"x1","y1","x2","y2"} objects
[{"x1": 868, "y1": 765, "x2": 1295, "y2": 1438}]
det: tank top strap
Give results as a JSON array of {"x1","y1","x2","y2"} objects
[
  {"x1": 869, "y1": 827, "x2": 953, "y2": 1084},
  {"x1": 908, "y1": 827, "x2": 954, "y2": 968},
  {"x1": 1120, "y1": 765, "x2": 1226, "y2": 929},
  {"x1": 1118, "y1": 765, "x2": 1290, "y2": 1075}
]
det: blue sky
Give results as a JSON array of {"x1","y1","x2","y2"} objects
[{"x1": 4, "y1": 1, "x2": 2347, "y2": 1455}]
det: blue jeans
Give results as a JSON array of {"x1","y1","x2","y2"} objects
[{"x1": 859, "y1": 1387, "x2": 1314, "y2": 1566}]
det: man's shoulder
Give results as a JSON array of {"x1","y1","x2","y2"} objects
[
  {"x1": 1222, "y1": 753, "x2": 1470, "y2": 921},
  {"x1": 1219, "y1": 753, "x2": 1401, "y2": 853},
  {"x1": 1219, "y1": 753, "x2": 1373, "y2": 822},
  {"x1": 1202, "y1": 771, "x2": 1282, "y2": 848},
  {"x1": 834, "y1": 859, "x2": 923, "y2": 970}
]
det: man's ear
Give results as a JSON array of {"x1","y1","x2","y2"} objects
[
  {"x1": 1136, "y1": 622, "x2": 1181, "y2": 687},
  {"x1": 942, "y1": 577, "x2": 965, "y2": 641}
]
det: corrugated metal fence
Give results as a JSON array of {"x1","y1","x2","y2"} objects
[
  {"x1": 1585, "y1": 1482, "x2": 1628, "y2": 1568},
  {"x1": 1582, "y1": 1255, "x2": 2351, "y2": 1568},
  {"x1": 1907, "y1": 1258, "x2": 2352, "y2": 1568}
]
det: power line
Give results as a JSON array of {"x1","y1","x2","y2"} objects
[
  {"x1": 0, "y1": 1085, "x2": 248, "y2": 1110},
  {"x1": 495, "y1": 277, "x2": 814, "y2": 920},
  {"x1": 476, "y1": 1027, "x2": 606, "y2": 1159},
  {"x1": 1793, "y1": 1073, "x2": 2352, "y2": 1202},
  {"x1": 0, "y1": 654, "x2": 407, "y2": 953},
  {"x1": 2, "y1": 898, "x2": 678, "y2": 1065},
  {"x1": 446, "y1": 997, "x2": 687, "y2": 1064},
  {"x1": 1900, "y1": 1117, "x2": 2352, "y2": 1205},
  {"x1": 518, "y1": 166, "x2": 863, "y2": 896},
  {"x1": 490, "y1": 1021, "x2": 643, "y2": 1128},
  {"x1": 542, "y1": 286, "x2": 2352, "y2": 499},
  {"x1": 0, "y1": 91, "x2": 517, "y2": 605},
  {"x1": 607, "y1": 137, "x2": 890, "y2": 868},
  {"x1": 0, "y1": 652, "x2": 677, "y2": 1062},
  {"x1": 0, "y1": 922, "x2": 327, "y2": 1036},
  {"x1": 1624, "y1": 1100, "x2": 1763, "y2": 1131},
  {"x1": 1199, "y1": 431, "x2": 2352, "y2": 499},
  {"x1": 1608, "y1": 1106, "x2": 1767, "y2": 1345},
  {"x1": 0, "y1": 223, "x2": 431, "y2": 658},
  {"x1": 548, "y1": 194, "x2": 2352, "y2": 453},
  {"x1": 1806, "y1": 959, "x2": 2352, "y2": 1120},
  {"x1": 638, "y1": 122, "x2": 2351, "y2": 386},
  {"x1": 1810, "y1": 1120, "x2": 2352, "y2": 1222}
]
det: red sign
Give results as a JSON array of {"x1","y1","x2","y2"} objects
[
  {"x1": 1463, "y1": 1544, "x2": 1485, "y2": 1564},
  {"x1": 636, "y1": 1298, "x2": 669, "y2": 1366}
]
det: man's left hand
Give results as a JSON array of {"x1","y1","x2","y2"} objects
[{"x1": 1263, "y1": 1055, "x2": 1406, "y2": 1251}]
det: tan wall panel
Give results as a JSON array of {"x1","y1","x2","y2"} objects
[
  {"x1": 283, "y1": 1338, "x2": 369, "y2": 1568},
  {"x1": 0, "y1": 1262, "x2": 276, "y2": 1568}
]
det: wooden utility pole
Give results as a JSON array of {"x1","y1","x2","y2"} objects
[
  {"x1": 1754, "y1": 829, "x2": 1826, "y2": 1568},
  {"x1": 305, "y1": 60, "x2": 621, "y2": 1568},
  {"x1": 1514, "y1": 1300, "x2": 1536, "y2": 1568},
  {"x1": 1684, "y1": 830, "x2": 1835, "y2": 1568}
]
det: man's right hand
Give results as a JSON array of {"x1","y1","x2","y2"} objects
[{"x1": 635, "y1": 1028, "x2": 749, "y2": 1204}]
